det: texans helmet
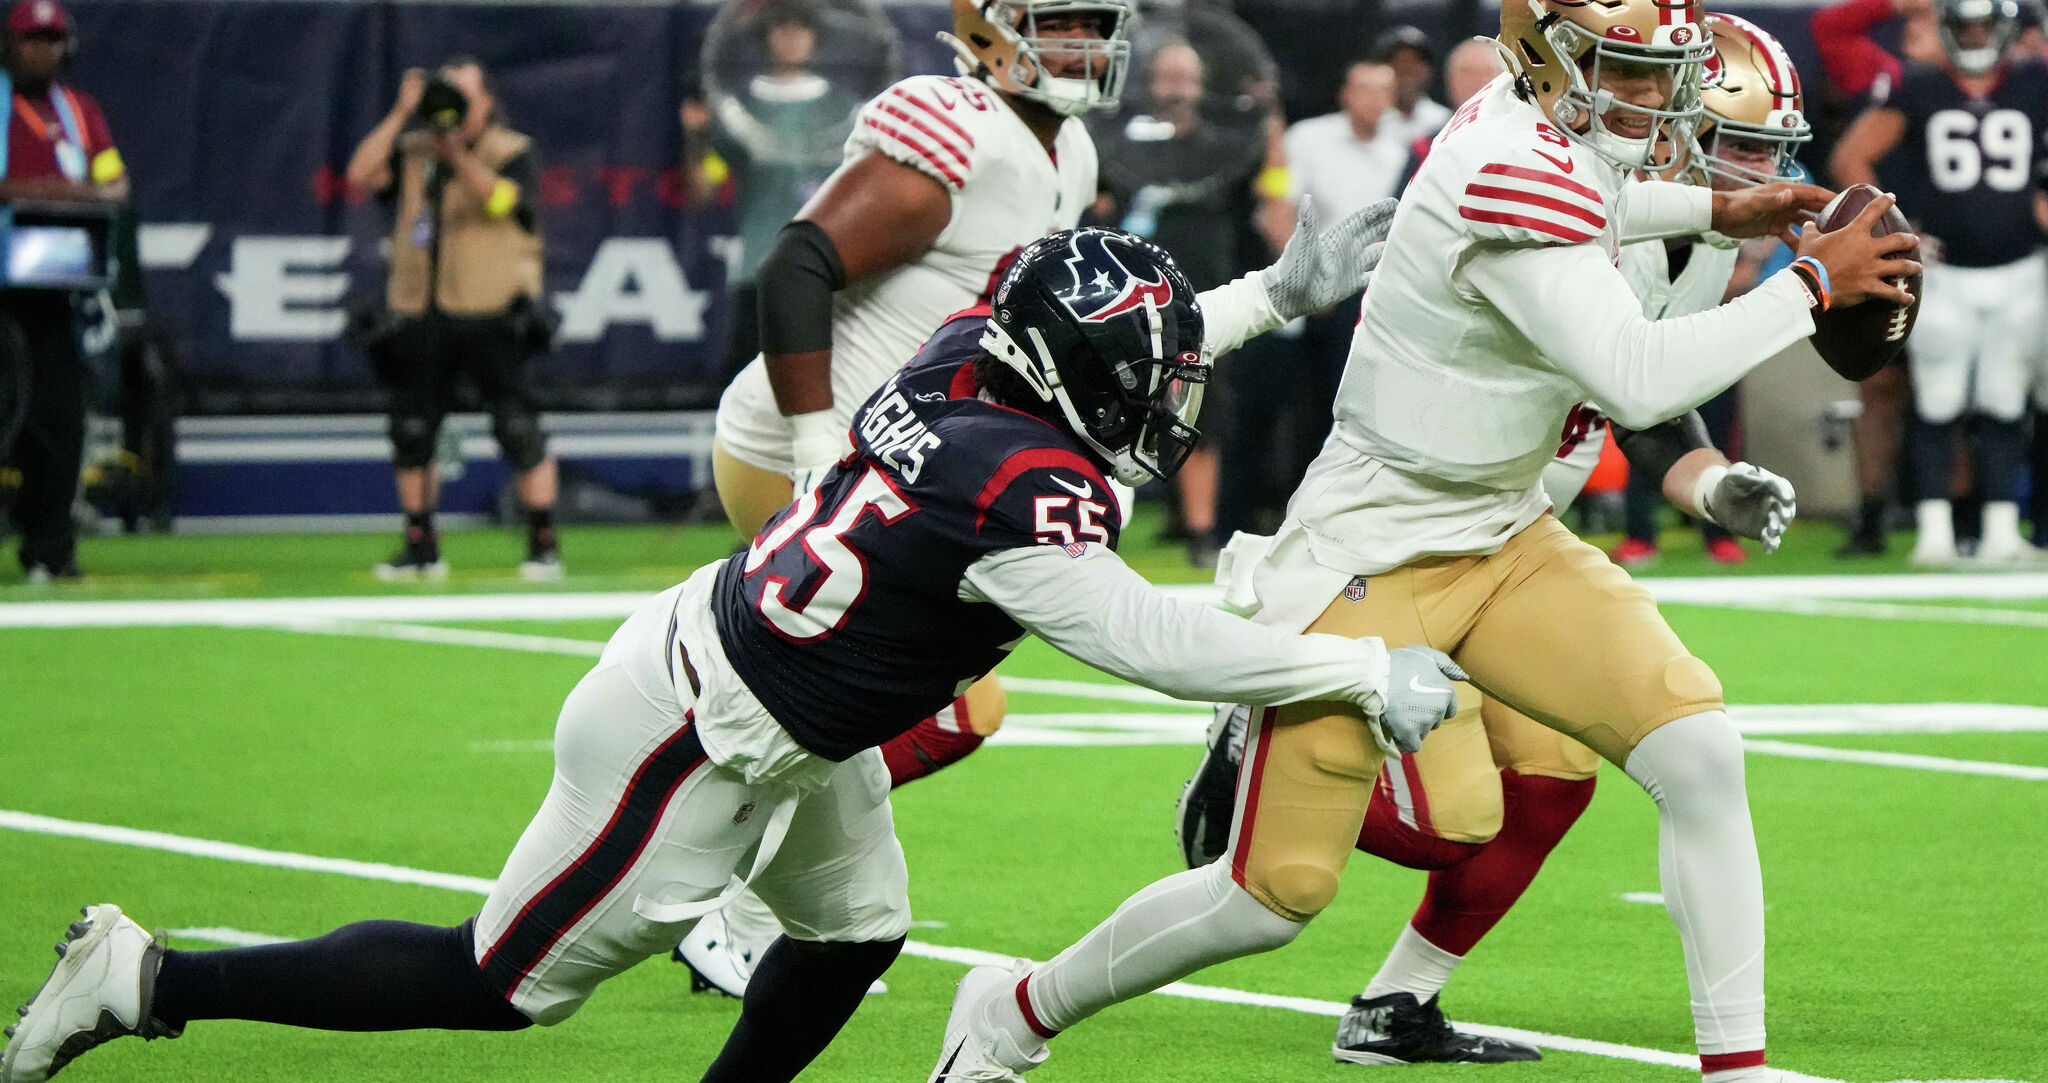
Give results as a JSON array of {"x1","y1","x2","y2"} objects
[{"x1": 981, "y1": 228, "x2": 1207, "y2": 486}]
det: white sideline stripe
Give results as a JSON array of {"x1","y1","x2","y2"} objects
[
  {"x1": 272, "y1": 619, "x2": 607, "y2": 658},
  {"x1": 5, "y1": 811, "x2": 2029, "y2": 1083},
  {"x1": 1741, "y1": 740, "x2": 2048, "y2": 781},
  {"x1": 1715, "y1": 597, "x2": 2048, "y2": 629},
  {"x1": 1619, "y1": 892, "x2": 1667, "y2": 905},
  {"x1": 1000, "y1": 676, "x2": 1192, "y2": 707},
  {"x1": 0, "y1": 810, "x2": 1773, "y2": 1078},
  {"x1": 168, "y1": 927, "x2": 291, "y2": 947},
  {"x1": 10, "y1": 571, "x2": 2048, "y2": 628}
]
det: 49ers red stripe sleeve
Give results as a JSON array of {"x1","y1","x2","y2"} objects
[{"x1": 1458, "y1": 161, "x2": 1608, "y2": 245}]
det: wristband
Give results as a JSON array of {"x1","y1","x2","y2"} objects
[
  {"x1": 1788, "y1": 256, "x2": 1831, "y2": 312},
  {"x1": 1691, "y1": 463, "x2": 1730, "y2": 525},
  {"x1": 790, "y1": 409, "x2": 849, "y2": 471}
]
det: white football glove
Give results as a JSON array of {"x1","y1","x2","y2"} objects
[
  {"x1": 788, "y1": 409, "x2": 850, "y2": 498},
  {"x1": 1373, "y1": 645, "x2": 1467, "y2": 757},
  {"x1": 1258, "y1": 194, "x2": 1398, "y2": 321},
  {"x1": 1696, "y1": 462, "x2": 1798, "y2": 553}
]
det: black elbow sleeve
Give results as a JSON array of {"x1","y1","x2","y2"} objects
[
  {"x1": 756, "y1": 220, "x2": 848, "y2": 356},
  {"x1": 1610, "y1": 410, "x2": 1714, "y2": 485}
]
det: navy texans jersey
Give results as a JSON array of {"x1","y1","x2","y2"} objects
[
  {"x1": 1877, "y1": 57, "x2": 2048, "y2": 267},
  {"x1": 712, "y1": 308, "x2": 1122, "y2": 762}
]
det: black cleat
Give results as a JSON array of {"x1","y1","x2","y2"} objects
[
  {"x1": 374, "y1": 529, "x2": 447, "y2": 581},
  {"x1": 1174, "y1": 704, "x2": 1248, "y2": 869},
  {"x1": 1333, "y1": 993, "x2": 1542, "y2": 1066},
  {"x1": 1835, "y1": 526, "x2": 1886, "y2": 557}
]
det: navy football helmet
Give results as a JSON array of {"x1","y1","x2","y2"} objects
[{"x1": 980, "y1": 228, "x2": 1207, "y2": 485}]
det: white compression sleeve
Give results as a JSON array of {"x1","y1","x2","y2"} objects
[
  {"x1": 1617, "y1": 180, "x2": 1713, "y2": 243},
  {"x1": 1463, "y1": 243, "x2": 1815, "y2": 430},
  {"x1": 1195, "y1": 272, "x2": 1284, "y2": 360},
  {"x1": 1622, "y1": 711, "x2": 1766, "y2": 1057},
  {"x1": 960, "y1": 543, "x2": 1388, "y2": 713}
]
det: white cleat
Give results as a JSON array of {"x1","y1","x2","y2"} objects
[
  {"x1": 928, "y1": 965, "x2": 1046, "y2": 1082},
  {"x1": 1, "y1": 905, "x2": 179, "y2": 1082}
]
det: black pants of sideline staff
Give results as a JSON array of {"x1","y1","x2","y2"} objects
[
  {"x1": 1, "y1": 291, "x2": 86, "y2": 574},
  {"x1": 381, "y1": 310, "x2": 549, "y2": 473}
]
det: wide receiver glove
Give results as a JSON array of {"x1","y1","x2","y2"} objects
[
  {"x1": 1373, "y1": 645, "x2": 1467, "y2": 756},
  {"x1": 1695, "y1": 462, "x2": 1797, "y2": 553},
  {"x1": 1258, "y1": 194, "x2": 1397, "y2": 321}
]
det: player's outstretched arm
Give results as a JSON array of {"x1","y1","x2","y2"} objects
[
  {"x1": 1196, "y1": 194, "x2": 1395, "y2": 360},
  {"x1": 959, "y1": 544, "x2": 1461, "y2": 754},
  {"x1": 1612, "y1": 415, "x2": 1798, "y2": 552},
  {"x1": 759, "y1": 151, "x2": 952, "y2": 484},
  {"x1": 1829, "y1": 106, "x2": 1906, "y2": 190}
]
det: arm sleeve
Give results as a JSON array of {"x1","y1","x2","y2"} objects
[
  {"x1": 1196, "y1": 272, "x2": 1284, "y2": 360},
  {"x1": 847, "y1": 77, "x2": 979, "y2": 191},
  {"x1": 1811, "y1": 0, "x2": 1904, "y2": 100},
  {"x1": 1617, "y1": 181, "x2": 1713, "y2": 244},
  {"x1": 757, "y1": 219, "x2": 848, "y2": 355},
  {"x1": 1609, "y1": 410, "x2": 1714, "y2": 485},
  {"x1": 1462, "y1": 242, "x2": 1815, "y2": 429},
  {"x1": 960, "y1": 544, "x2": 1391, "y2": 712}
]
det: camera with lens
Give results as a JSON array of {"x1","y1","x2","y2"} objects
[{"x1": 415, "y1": 77, "x2": 469, "y2": 132}]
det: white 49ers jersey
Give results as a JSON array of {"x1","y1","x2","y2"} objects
[
  {"x1": 1284, "y1": 74, "x2": 1816, "y2": 575},
  {"x1": 717, "y1": 74, "x2": 1098, "y2": 473}
]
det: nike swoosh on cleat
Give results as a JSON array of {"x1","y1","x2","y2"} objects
[
  {"x1": 935, "y1": 1043, "x2": 964, "y2": 1080},
  {"x1": 1533, "y1": 149, "x2": 1575, "y2": 173},
  {"x1": 1048, "y1": 475, "x2": 1093, "y2": 499}
]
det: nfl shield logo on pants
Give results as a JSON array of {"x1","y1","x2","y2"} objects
[{"x1": 1343, "y1": 576, "x2": 1368, "y2": 603}]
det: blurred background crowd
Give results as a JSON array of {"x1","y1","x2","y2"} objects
[{"x1": 4, "y1": 0, "x2": 2047, "y2": 578}]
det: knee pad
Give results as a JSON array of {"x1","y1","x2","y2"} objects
[
  {"x1": 1255, "y1": 860, "x2": 1342, "y2": 921},
  {"x1": 390, "y1": 415, "x2": 439, "y2": 468},
  {"x1": 492, "y1": 412, "x2": 548, "y2": 471}
]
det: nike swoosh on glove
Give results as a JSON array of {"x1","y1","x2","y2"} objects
[
  {"x1": 1702, "y1": 462, "x2": 1798, "y2": 553},
  {"x1": 1258, "y1": 194, "x2": 1398, "y2": 321},
  {"x1": 1374, "y1": 645, "x2": 1467, "y2": 757}
]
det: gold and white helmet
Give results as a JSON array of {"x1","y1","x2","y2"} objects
[
  {"x1": 1496, "y1": 0, "x2": 1714, "y2": 170},
  {"x1": 1695, "y1": 14, "x2": 1810, "y2": 186},
  {"x1": 940, "y1": 0, "x2": 1134, "y2": 116}
]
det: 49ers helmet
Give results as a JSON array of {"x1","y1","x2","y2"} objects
[
  {"x1": 940, "y1": 0, "x2": 1134, "y2": 116},
  {"x1": 1496, "y1": 0, "x2": 1714, "y2": 170},
  {"x1": 981, "y1": 229, "x2": 1207, "y2": 485},
  {"x1": 1695, "y1": 14, "x2": 1810, "y2": 186}
]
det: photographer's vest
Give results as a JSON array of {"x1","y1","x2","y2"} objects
[{"x1": 386, "y1": 126, "x2": 542, "y2": 317}]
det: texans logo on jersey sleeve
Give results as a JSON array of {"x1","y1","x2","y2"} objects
[{"x1": 1060, "y1": 231, "x2": 1175, "y2": 323}]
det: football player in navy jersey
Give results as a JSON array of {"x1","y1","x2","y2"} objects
[
  {"x1": 0, "y1": 231, "x2": 1462, "y2": 1083},
  {"x1": 1833, "y1": 0, "x2": 2048, "y2": 562}
]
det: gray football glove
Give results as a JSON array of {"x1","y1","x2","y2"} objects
[
  {"x1": 1258, "y1": 194, "x2": 1398, "y2": 321},
  {"x1": 1702, "y1": 462, "x2": 1797, "y2": 553},
  {"x1": 1374, "y1": 645, "x2": 1467, "y2": 756}
]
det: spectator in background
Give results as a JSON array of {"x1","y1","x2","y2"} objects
[
  {"x1": 1371, "y1": 25, "x2": 1450, "y2": 143},
  {"x1": 1811, "y1": 0, "x2": 1940, "y2": 556},
  {"x1": 346, "y1": 58, "x2": 562, "y2": 581},
  {"x1": 0, "y1": 0, "x2": 126, "y2": 582},
  {"x1": 1396, "y1": 37, "x2": 1504, "y2": 188},
  {"x1": 682, "y1": 5, "x2": 858, "y2": 382},
  {"x1": 1093, "y1": 39, "x2": 1284, "y2": 563}
]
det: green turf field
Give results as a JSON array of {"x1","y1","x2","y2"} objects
[{"x1": 2, "y1": 518, "x2": 2044, "y2": 1082}]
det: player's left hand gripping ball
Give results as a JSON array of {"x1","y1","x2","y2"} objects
[
  {"x1": 1258, "y1": 194, "x2": 1397, "y2": 320},
  {"x1": 1702, "y1": 462, "x2": 1797, "y2": 553},
  {"x1": 1375, "y1": 645, "x2": 1467, "y2": 756}
]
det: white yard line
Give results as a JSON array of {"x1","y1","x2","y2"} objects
[
  {"x1": 1712, "y1": 597, "x2": 2048, "y2": 629},
  {"x1": 1741, "y1": 740, "x2": 2048, "y2": 781},
  {"x1": 0, "y1": 810, "x2": 1825, "y2": 1080}
]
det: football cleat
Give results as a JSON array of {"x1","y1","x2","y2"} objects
[
  {"x1": 928, "y1": 965, "x2": 1045, "y2": 1083},
  {"x1": 1332, "y1": 992, "x2": 1541, "y2": 1067},
  {"x1": 373, "y1": 531, "x2": 448, "y2": 582},
  {"x1": 1174, "y1": 703, "x2": 1247, "y2": 869},
  {"x1": 1, "y1": 905, "x2": 181, "y2": 1083}
]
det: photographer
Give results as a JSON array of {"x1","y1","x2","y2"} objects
[
  {"x1": 0, "y1": 0, "x2": 125, "y2": 582},
  {"x1": 345, "y1": 57, "x2": 561, "y2": 581}
]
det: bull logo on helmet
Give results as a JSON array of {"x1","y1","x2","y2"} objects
[{"x1": 1061, "y1": 231, "x2": 1174, "y2": 323}]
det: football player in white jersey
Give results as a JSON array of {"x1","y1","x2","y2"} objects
[
  {"x1": 928, "y1": 0, "x2": 1918, "y2": 1079},
  {"x1": 684, "y1": 0, "x2": 1403, "y2": 999}
]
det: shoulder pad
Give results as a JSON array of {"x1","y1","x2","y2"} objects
[
  {"x1": 1452, "y1": 127, "x2": 1609, "y2": 247},
  {"x1": 849, "y1": 75, "x2": 1003, "y2": 191},
  {"x1": 969, "y1": 442, "x2": 1118, "y2": 549}
]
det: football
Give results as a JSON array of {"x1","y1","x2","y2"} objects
[{"x1": 1806, "y1": 183, "x2": 1921, "y2": 381}]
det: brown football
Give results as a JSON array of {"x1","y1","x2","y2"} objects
[{"x1": 1806, "y1": 183, "x2": 1921, "y2": 381}]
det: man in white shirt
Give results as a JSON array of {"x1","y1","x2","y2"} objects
[
  {"x1": 1282, "y1": 60, "x2": 1410, "y2": 222},
  {"x1": 1371, "y1": 25, "x2": 1453, "y2": 143}
]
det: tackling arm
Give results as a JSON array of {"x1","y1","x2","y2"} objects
[{"x1": 1612, "y1": 412, "x2": 1798, "y2": 550}]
